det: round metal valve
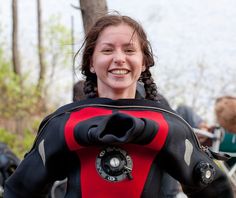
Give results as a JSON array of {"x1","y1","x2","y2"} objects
[
  {"x1": 96, "y1": 147, "x2": 133, "y2": 182},
  {"x1": 110, "y1": 157, "x2": 120, "y2": 168},
  {"x1": 194, "y1": 161, "x2": 216, "y2": 184}
]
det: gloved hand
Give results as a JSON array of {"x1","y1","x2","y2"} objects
[{"x1": 73, "y1": 112, "x2": 158, "y2": 145}]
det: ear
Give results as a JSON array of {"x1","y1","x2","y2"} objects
[
  {"x1": 90, "y1": 66, "x2": 95, "y2": 73},
  {"x1": 142, "y1": 65, "x2": 146, "y2": 72},
  {"x1": 90, "y1": 58, "x2": 95, "y2": 73}
]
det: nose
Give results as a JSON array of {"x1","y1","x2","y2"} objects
[{"x1": 113, "y1": 51, "x2": 125, "y2": 65}]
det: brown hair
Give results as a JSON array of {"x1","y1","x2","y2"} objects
[
  {"x1": 215, "y1": 96, "x2": 236, "y2": 133},
  {"x1": 76, "y1": 14, "x2": 158, "y2": 100}
]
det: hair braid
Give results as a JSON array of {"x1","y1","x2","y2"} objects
[
  {"x1": 84, "y1": 77, "x2": 98, "y2": 98},
  {"x1": 141, "y1": 69, "x2": 158, "y2": 101}
]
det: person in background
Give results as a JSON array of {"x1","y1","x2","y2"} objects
[
  {"x1": 0, "y1": 142, "x2": 20, "y2": 197},
  {"x1": 215, "y1": 96, "x2": 236, "y2": 134},
  {"x1": 176, "y1": 105, "x2": 208, "y2": 130},
  {"x1": 215, "y1": 96, "x2": 236, "y2": 168},
  {"x1": 176, "y1": 104, "x2": 210, "y2": 144},
  {"x1": 4, "y1": 14, "x2": 233, "y2": 197},
  {"x1": 72, "y1": 80, "x2": 86, "y2": 102}
]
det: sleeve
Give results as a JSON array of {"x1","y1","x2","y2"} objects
[
  {"x1": 4, "y1": 115, "x2": 72, "y2": 198},
  {"x1": 156, "y1": 115, "x2": 233, "y2": 197}
]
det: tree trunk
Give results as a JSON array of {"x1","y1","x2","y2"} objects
[
  {"x1": 36, "y1": 0, "x2": 47, "y2": 112},
  {"x1": 37, "y1": 0, "x2": 46, "y2": 95},
  {"x1": 12, "y1": 0, "x2": 21, "y2": 76},
  {"x1": 79, "y1": 0, "x2": 108, "y2": 34}
]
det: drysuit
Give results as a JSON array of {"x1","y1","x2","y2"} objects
[{"x1": 4, "y1": 98, "x2": 233, "y2": 198}]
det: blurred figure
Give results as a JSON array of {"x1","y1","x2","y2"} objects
[
  {"x1": 215, "y1": 96, "x2": 236, "y2": 168},
  {"x1": 176, "y1": 105, "x2": 206, "y2": 129},
  {"x1": 73, "y1": 80, "x2": 86, "y2": 102},
  {"x1": 215, "y1": 96, "x2": 236, "y2": 133},
  {"x1": 176, "y1": 104, "x2": 210, "y2": 144},
  {"x1": 0, "y1": 142, "x2": 20, "y2": 197}
]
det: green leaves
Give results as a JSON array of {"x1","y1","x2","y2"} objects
[{"x1": 0, "y1": 14, "x2": 73, "y2": 158}]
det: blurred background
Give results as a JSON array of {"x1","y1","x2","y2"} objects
[{"x1": 0, "y1": 0, "x2": 235, "y2": 158}]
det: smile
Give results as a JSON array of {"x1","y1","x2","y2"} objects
[{"x1": 110, "y1": 69, "x2": 129, "y2": 75}]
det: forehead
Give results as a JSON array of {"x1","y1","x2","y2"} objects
[{"x1": 96, "y1": 23, "x2": 140, "y2": 45}]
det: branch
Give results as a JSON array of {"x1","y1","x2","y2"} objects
[{"x1": 71, "y1": 4, "x2": 81, "y2": 10}]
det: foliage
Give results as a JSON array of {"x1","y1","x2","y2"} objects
[
  {"x1": 28, "y1": 14, "x2": 74, "y2": 107},
  {"x1": 0, "y1": 45, "x2": 43, "y2": 158},
  {"x1": 0, "y1": 54, "x2": 39, "y2": 117},
  {"x1": 45, "y1": 15, "x2": 72, "y2": 57},
  {"x1": 0, "y1": 15, "x2": 73, "y2": 159},
  {"x1": 0, "y1": 127, "x2": 36, "y2": 159},
  {"x1": 43, "y1": 15, "x2": 72, "y2": 92}
]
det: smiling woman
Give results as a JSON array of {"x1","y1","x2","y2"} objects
[
  {"x1": 90, "y1": 23, "x2": 145, "y2": 99},
  {"x1": 4, "y1": 14, "x2": 233, "y2": 198},
  {"x1": 80, "y1": 15, "x2": 156, "y2": 101}
]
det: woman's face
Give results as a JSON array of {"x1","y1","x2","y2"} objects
[{"x1": 91, "y1": 23, "x2": 145, "y2": 99}]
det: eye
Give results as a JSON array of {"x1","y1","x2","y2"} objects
[
  {"x1": 101, "y1": 48, "x2": 113, "y2": 54},
  {"x1": 124, "y1": 48, "x2": 135, "y2": 54}
]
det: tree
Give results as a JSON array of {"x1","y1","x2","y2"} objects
[
  {"x1": 12, "y1": 0, "x2": 21, "y2": 77},
  {"x1": 0, "y1": 46, "x2": 39, "y2": 135},
  {"x1": 72, "y1": 0, "x2": 108, "y2": 34},
  {"x1": 37, "y1": 0, "x2": 46, "y2": 97},
  {"x1": 43, "y1": 15, "x2": 72, "y2": 104}
]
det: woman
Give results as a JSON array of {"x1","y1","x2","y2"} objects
[{"x1": 4, "y1": 14, "x2": 233, "y2": 198}]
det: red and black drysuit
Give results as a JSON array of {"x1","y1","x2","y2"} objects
[{"x1": 4, "y1": 98, "x2": 233, "y2": 198}]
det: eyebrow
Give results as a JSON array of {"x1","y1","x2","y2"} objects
[{"x1": 100, "y1": 42, "x2": 135, "y2": 47}]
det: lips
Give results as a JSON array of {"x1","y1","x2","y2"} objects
[{"x1": 109, "y1": 69, "x2": 129, "y2": 75}]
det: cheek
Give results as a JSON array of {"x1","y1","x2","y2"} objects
[
  {"x1": 93, "y1": 55, "x2": 112, "y2": 69},
  {"x1": 130, "y1": 57, "x2": 145, "y2": 73}
]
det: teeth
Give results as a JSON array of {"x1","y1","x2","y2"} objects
[{"x1": 111, "y1": 70, "x2": 129, "y2": 75}]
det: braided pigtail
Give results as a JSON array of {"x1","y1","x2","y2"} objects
[
  {"x1": 84, "y1": 77, "x2": 98, "y2": 98},
  {"x1": 140, "y1": 69, "x2": 158, "y2": 101}
]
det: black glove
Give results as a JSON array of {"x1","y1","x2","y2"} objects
[{"x1": 74, "y1": 112, "x2": 158, "y2": 145}]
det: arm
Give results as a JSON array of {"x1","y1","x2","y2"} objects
[
  {"x1": 156, "y1": 116, "x2": 233, "y2": 197},
  {"x1": 4, "y1": 115, "x2": 72, "y2": 198}
]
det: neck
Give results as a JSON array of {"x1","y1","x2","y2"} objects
[{"x1": 98, "y1": 88, "x2": 136, "y2": 100}]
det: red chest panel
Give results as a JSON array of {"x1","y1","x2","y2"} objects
[{"x1": 64, "y1": 107, "x2": 169, "y2": 197}]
